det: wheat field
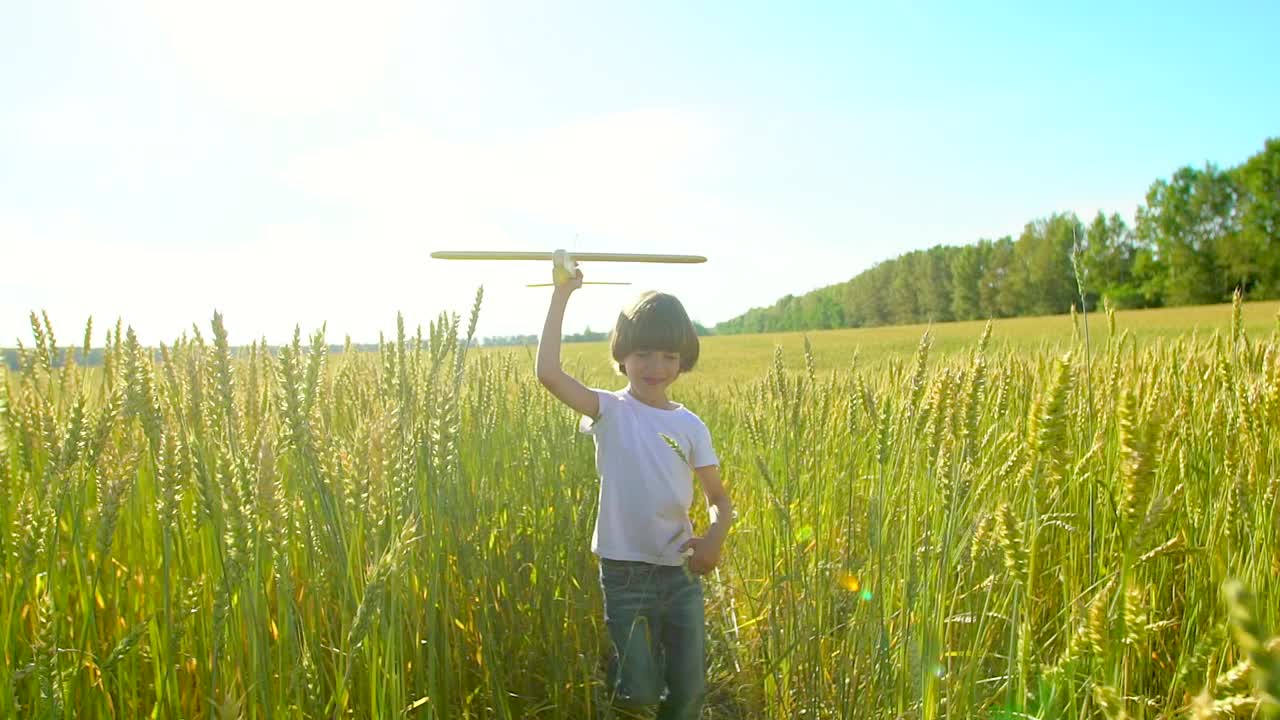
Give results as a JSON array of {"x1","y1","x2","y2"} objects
[{"x1": 2, "y1": 295, "x2": 1279, "y2": 719}]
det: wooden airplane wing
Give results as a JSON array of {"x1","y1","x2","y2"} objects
[{"x1": 430, "y1": 251, "x2": 706, "y2": 264}]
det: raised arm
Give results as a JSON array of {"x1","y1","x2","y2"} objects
[{"x1": 535, "y1": 271, "x2": 600, "y2": 419}]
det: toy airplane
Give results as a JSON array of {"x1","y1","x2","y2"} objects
[{"x1": 430, "y1": 249, "x2": 707, "y2": 288}]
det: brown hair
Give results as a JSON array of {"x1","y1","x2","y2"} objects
[{"x1": 609, "y1": 291, "x2": 700, "y2": 374}]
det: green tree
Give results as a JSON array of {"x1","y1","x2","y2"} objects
[
  {"x1": 916, "y1": 246, "x2": 955, "y2": 322},
  {"x1": 1082, "y1": 211, "x2": 1149, "y2": 308},
  {"x1": 845, "y1": 263, "x2": 891, "y2": 327},
  {"x1": 887, "y1": 255, "x2": 920, "y2": 324},
  {"x1": 1136, "y1": 164, "x2": 1238, "y2": 305},
  {"x1": 1009, "y1": 213, "x2": 1079, "y2": 316},
  {"x1": 804, "y1": 293, "x2": 845, "y2": 329},
  {"x1": 1230, "y1": 137, "x2": 1280, "y2": 297},
  {"x1": 978, "y1": 236, "x2": 1017, "y2": 318},
  {"x1": 949, "y1": 243, "x2": 985, "y2": 320}
]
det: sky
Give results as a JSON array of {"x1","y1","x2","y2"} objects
[{"x1": 2, "y1": 1, "x2": 1278, "y2": 346}]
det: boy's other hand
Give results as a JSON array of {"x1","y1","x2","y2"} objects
[{"x1": 680, "y1": 536, "x2": 721, "y2": 575}]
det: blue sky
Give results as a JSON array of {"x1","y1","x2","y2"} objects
[{"x1": 3, "y1": 1, "x2": 1277, "y2": 345}]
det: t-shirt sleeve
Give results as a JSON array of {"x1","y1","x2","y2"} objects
[
  {"x1": 690, "y1": 418, "x2": 719, "y2": 468},
  {"x1": 578, "y1": 389, "x2": 619, "y2": 435}
]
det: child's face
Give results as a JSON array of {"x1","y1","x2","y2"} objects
[{"x1": 622, "y1": 349, "x2": 681, "y2": 393}]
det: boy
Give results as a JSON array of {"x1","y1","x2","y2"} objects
[{"x1": 536, "y1": 267, "x2": 733, "y2": 719}]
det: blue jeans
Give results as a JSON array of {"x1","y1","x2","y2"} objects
[{"x1": 599, "y1": 559, "x2": 706, "y2": 719}]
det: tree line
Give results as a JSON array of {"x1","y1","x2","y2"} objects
[
  {"x1": 715, "y1": 137, "x2": 1280, "y2": 334},
  {"x1": 481, "y1": 321, "x2": 713, "y2": 347},
  {"x1": 480, "y1": 328, "x2": 608, "y2": 347}
]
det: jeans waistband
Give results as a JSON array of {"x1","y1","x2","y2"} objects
[{"x1": 600, "y1": 558, "x2": 682, "y2": 569}]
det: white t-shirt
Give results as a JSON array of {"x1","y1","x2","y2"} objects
[{"x1": 579, "y1": 387, "x2": 720, "y2": 566}]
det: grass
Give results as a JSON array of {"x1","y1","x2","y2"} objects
[{"x1": 1, "y1": 296, "x2": 1278, "y2": 718}]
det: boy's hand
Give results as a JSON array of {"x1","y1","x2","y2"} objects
[
  {"x1": 554, "y1": 267, "x2": 584, "y2": 293},
  {"x1": 680, "y1": 536, "x2": 722, "y2": 575}
]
